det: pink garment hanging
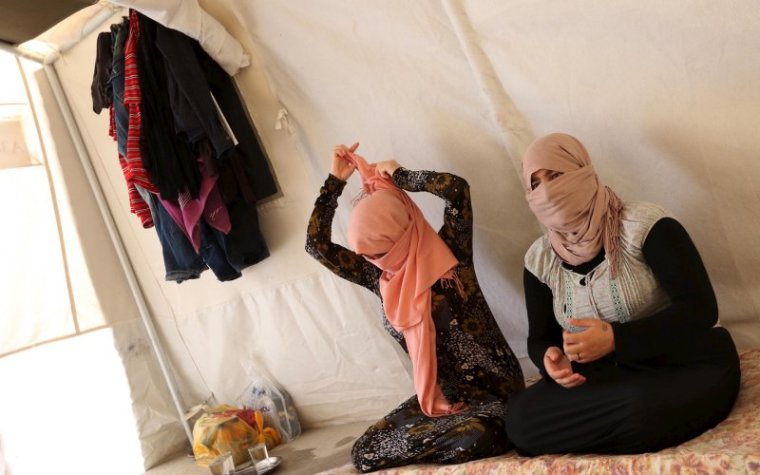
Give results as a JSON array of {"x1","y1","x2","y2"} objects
[{"x1": 159, "y1": 151, "x2": 231, "y2": 252}]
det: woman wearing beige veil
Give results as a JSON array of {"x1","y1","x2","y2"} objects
[{"x1": 505, "y1": 133, "x2": 740, "y2": 455}]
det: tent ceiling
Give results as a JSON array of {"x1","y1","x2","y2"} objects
[{"x1": 0, "y1": 0, "x2": 93, "y2": 45}]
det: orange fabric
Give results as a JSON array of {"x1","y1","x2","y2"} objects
[
  {"x1": 343, "y1": 151, "x2": 463, "y2": 417},
  {"x1": 523, "y1": 133, "x2": 623, "y2": 276}
]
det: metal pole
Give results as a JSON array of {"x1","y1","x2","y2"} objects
[
  {"x1": 0, "y1": 41, "x2": 44, "y2": 63},
  {"x1": 42, "y1": 63, "x2": 193, "y2": 444},
  {"x1": 45, "y1": 5, "x2": 123, "y2": 63},
  {"x1": 1, "y1": 5, "x2": 120, "y2": 64}
]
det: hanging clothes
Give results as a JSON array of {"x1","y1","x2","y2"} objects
[
  {"x1": 109, "y1": 17, "x2": 129, "y2": 157},
  {"x1": 154, "y1": 20, "x2": 278, "y2": 201},
  {"x1": 136, "y1": 12, "x2": 201, "y2": 201},
  {"x1": 90, "y1": 31, "x2": 113, "y2": 114},
  {"x1": 95, "y1": 9, "x2": 273, "y2": 282},
  {"x1": 197, "y1": 49, "x2": 278, "y2": 201},
  {"x1": 155, "y1": 23, "x2": 235, "y2": 157},
  {"x1": 94, "y1": 18, "x2": 155, "y2": 228},
  {"x1": 91, "y1": 14, "x2": 158, "y2": 228},
  {"x1": 136, "y1": 185, "x2": 242, "y2": 282},
  {"x1": 157, "y1": 150, "x2": 232, "y2": 253}
]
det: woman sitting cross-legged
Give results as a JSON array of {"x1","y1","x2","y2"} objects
[{"x1": 504, "y1": 133, "x2": 741, "y2": 456}]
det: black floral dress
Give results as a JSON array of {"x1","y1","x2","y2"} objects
[{"x1": 306, "y1": 168, "x2": 524, "y2": 472}]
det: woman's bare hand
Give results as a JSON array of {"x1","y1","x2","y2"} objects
[
  {"x1": 375, "y1": 160, "x2": 401, "y2": 178},
  {"x1": 563, "y1": 318, "x2": 615, "y2": 363},
  {"x1": 331, "y1": 142, "x2": 360, "y2": 181},
  {"x1": 544, "y1": 346, "x2": 586, "y2": 388}
]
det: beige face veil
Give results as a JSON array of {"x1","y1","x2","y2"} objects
[{"x1": 522, "y1": 133, "x2": 623, "y2": 275}]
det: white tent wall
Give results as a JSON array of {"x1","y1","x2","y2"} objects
[
  {"x1": 32, "y1": 60, "x2": 186, "y2": 467},
  {"x1": 26, "y1": 0, "x2": 760, "y2": 470},
  {"x1": 50, "y1": 4, "x2": 422, "y2": 454},
  {"x1": 460, "y1": 0, "x2": 760, "y2": 346},
  {"x1": 208, "y1": 0, "x2": 760, "y2": 351},
  {"x1": 222, "y1": 0, "x2": 540, "y2": 343},
  {"x1": 23, "y1": 61, "x2": 139, "y2": 334},
  {"x1": 0, "y1": 56, "x2": 185, "y2": 472}
]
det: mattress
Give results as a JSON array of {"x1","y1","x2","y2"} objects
[{"x1": 321, "y1": 349, "x2": 760, "y2": 474}]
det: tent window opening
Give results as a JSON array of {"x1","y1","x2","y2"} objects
[
  {"x1": 0, "y1": 51, "x2": 77, "y2": 356},
  {"x1": 0, "y1": 48, "x2": 149, "y2": 475}
]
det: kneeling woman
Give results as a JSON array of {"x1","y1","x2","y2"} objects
[
  {"x1": 306, "y1": 143, "x2": 524, "y2": 472},
  {"x1": 505, "y1": 133, "x2": 740, "y2": 455}
]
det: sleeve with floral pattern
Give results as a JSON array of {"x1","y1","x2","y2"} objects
[
  {"x1": 392, "y1": 167, "x2": 473, "y2": 263},
  {"x1": 305, "y1": 174, "x2": 381, "y2": 292}
]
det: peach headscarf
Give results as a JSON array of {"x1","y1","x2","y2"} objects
[
  {"x1": 343, "y1": 151, "x2": 464, "y2": 417},
  {"x1": 523, "y1": 133, "x2": 623, "y2": 276}
]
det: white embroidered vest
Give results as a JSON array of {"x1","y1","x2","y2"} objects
[{"x1": 525, "y1": 201, "x2": 672, "y2": 333}]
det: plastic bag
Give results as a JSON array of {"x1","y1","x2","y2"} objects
[
  {"x1": 191, "y1": 405, "x2": 258, "y2": 467},
  {"x1": 235, "y1": 408, "x2": 282, "y2": 447},
  {"x1": 237, "y1": 373, "x2": 301, "y2": 443}
]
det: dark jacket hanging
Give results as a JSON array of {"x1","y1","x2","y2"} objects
[
  {"x1": 91, "y1": 31, "x2": 113, "y2": 114},
  {"x1": 135, "y1": 11, "x2": 201, "y2": 200},
  {"x1": 198, "y1": 48, "x2": 278, "y2": 201}
]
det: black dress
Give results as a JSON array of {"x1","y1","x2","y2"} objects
[
  {"x1": 306, "y1": 168, "x2": 524, "y2": 472},
  {"x1": 505, "y1": 218, "x2": 741, "y2": 455}
]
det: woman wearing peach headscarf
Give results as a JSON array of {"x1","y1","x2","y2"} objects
[
  {"x1": 504, "y1": 133, "x2": 740, "y2": 455},
  {"x1": 306, "y1": 143, "x2": 524, "y2": 472}
]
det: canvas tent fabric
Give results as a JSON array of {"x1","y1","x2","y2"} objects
[
  {"x1": 10, "y1": 1, "x2": 248, "y2": 78},
  {"x1": 2, "y1": 0, "x2": 759, "y2": 472},
  {"x1": 0, "y1": 55, "x2": 188, "y2": 473}
]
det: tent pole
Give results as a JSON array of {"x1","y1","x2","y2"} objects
[
  {"x1": 42, "y1": 63, "x2": 194, "y2": 445},
  {"x1": 0, "y1": 41, "x2": 44, "y2": 63},
  {"x1": 441, "y1": 0, "x2": 533, "y2": 174},
  {"x1": 45, "y1": 4, "x2": 123, "y2": 63}
]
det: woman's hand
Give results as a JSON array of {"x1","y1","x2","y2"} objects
[
  {"x1": 544, "y1": 346, "x2": 586, "y2": 388},
  {"x1": 563, "y1": 318, "x2": 615, "y2": 363},
  {"x1": 331, "y1": 142, "x2": 359, "y2": 181},
  {"x1": 375, "y1": 160, "x2": 401, "y2": 178}
]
